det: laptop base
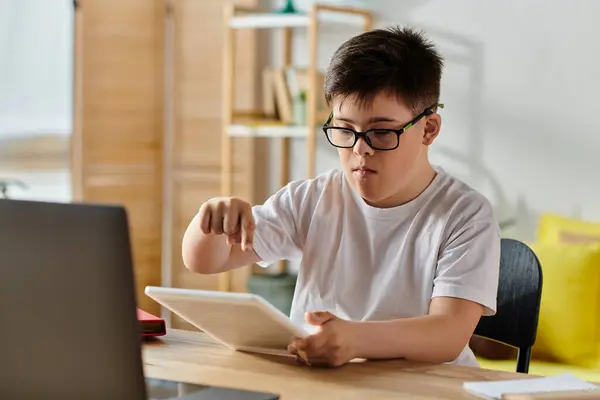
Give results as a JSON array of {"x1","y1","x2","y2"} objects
[{"x1": 146, "y1": 378, "x2": 279, "y2": 399}]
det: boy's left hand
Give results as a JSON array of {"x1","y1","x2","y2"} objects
[{"x1": 287, "y1": 311, "x2": 358, "y2": 367}]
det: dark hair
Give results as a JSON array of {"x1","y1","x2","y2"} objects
[{"x1": 324, "y1": 26, "x2": 443, "y2": 115}]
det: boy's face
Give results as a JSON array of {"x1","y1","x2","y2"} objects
[{"x1": 329, "y1": 92, "x2": 441, "y2": 208}]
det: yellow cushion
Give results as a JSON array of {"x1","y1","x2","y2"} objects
[
  {"x1": 478, "y1": 357, "x2": 600, "y2": 383},
  {"x1": 529, "y1": 242, "x2": 600, "y2": 369},
  {"x1": 537, "y1": 213, "x2": 600, "y2": 244}
]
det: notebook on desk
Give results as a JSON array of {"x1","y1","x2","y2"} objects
[
  {"x1": 463, "y1": 373, "x2": 600, "y2": 400},
  {"x1": 138, "y1": 308, "x2": 166, "y2": 337}
]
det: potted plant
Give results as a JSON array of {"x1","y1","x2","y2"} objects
[
  {"x1": 247, "y1": 263, "x2": 297, "y2": 316},
  {"x1": 277, "y1": 0, "x2": 298, "y2": 14}
]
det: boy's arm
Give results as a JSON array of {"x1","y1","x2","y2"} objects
[
  {"x1": 181, "y1": 211, "x2": 261, "y2": 274},
  {"x1": 352, "y1": 216, "x2": 500, "y2": 363},
  {"x1": 290, "y1": 201, "x2": 500, "y2": 366},
  {"x1": 183, "y1": 177, "x2": 319, "y2": 274},
  {"x1": 350, "y1": 297, "x2": 484, "y2": 363}
]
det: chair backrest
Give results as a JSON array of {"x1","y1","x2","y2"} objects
[{"x1": 474, "y1": 238, "x2": 543, "y2": 355}]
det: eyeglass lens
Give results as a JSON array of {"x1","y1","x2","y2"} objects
[{"x1": 325, "y1": 128, "x2": 399, "y2": 149}]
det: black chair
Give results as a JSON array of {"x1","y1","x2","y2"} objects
[{"x1": 473, "y1": 238, "x2": 543, "y2": 374}]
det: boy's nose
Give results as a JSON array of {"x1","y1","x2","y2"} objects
[{"x1": 353, "y1": 137, "x2": 375, "y2": 157}]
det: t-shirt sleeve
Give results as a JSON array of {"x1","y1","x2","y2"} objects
[
  {"x1": 431, "y1": 207, "x2": 501, "y2": 316},
  {"x1": 251, "y1": 177, "x2": 322, "y2": 268}
]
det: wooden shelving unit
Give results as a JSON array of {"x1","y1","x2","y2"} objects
[{"x1": 219, "y1": 3, "x2": 373, "y2": 292}]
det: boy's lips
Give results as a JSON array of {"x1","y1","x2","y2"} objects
[
  {"x1": 352, "y1": 166, "x2": 377, "y2": 176},
  {"x1": 352, "y1": 166, "x2": 376, "y2": 172}
]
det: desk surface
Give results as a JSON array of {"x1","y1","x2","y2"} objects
[
  {"x1": 142, "y1": 329, "x2": 535, "y2": 399},
  {"x1": 143, "y1": 329, "x2": 527, "y2": 400}
]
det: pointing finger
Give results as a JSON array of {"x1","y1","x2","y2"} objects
[{"x1": 240, "y1": 207, "x2": 255, "y2": 252}]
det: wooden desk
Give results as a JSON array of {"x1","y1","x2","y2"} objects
[{"x1": 142, "y1": 329, "x2": 534, "y2": 399}]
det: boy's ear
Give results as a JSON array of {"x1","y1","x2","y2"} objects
[{"x1": 422, "y1": 114, "x2": 441, "y2": 146}]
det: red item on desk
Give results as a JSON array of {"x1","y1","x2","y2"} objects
[{"x1": 137, "y1": 308, "x2": 166, "y2": 337}]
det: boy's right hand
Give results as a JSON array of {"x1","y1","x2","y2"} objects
[{"x1": 198, "y1": 197, "x2": 255, "y2": 252}]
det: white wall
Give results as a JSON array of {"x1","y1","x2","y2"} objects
[
  {"x1": 0, "y1": 0, "x2": 73, "y2": 137},
  {"x1": 267, "y1": 0, "x2": 600, "y2": 241},
  {"x1": 3, "y1": 0, "x2": 600, "y2": 239},
  {"x1": 0, "y1": 0, "x2": 73, "y2": 202}
]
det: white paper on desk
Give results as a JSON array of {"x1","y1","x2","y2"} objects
[{"x1": 463, "y1": 373, "x2": 599, "y2": 399}]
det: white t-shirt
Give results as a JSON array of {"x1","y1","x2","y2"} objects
[{"x1": 251, "y1": 167, "x2": 500, "y2": 367}]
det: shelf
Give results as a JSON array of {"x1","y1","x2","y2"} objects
[
  {"x1": 220, "y1": 3, "x2": 374, "y2": 292},
  {"x1": 229, "y1": 11, "x2": 367, "y2": 29},
  {"x1": 227, "y1": 123, "x2": 309, "y2": 138}
]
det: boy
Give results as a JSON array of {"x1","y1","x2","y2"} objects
[{"x1": 182, "y1": 26, "x2": 500, "y2": 368}]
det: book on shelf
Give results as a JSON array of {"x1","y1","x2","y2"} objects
[{"x1": 261, "y1": 66, "x2": 329, "y2": 126}]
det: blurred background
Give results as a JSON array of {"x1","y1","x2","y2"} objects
[{"x1": 2, "y1": 0, "x2": 599, "y2": 380}]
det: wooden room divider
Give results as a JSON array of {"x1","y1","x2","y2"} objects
[{"x1": 72, "y1": 0, "x2": 266, "y2": 326}]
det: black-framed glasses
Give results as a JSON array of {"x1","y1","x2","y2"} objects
[{"x1": 322, "y1": 103, "x2": 444, "y2": 151}]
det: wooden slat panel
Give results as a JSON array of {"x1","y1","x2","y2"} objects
[
  {"x1": 79, "y1": 0, "x2": 164, "y2": 167},
  {"x1": 176, "y1": 118, "x2": 258, "y2": 170},
  {"x1": 166, "y1": 0, "x2": 262, "y2": 328},
  {"x1": 73, "y1": 0, "x2": 165, "y2": 315},
  {"x1": 175, "y1": 1, "x2": 258, "y2": 120},
  {"x1": 85, "y1": 178, "x2": 162, "y2": 313}
]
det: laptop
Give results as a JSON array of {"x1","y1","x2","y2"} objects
[{"x1": 0, "y1": 199, "x2": 279, "y2": 399}]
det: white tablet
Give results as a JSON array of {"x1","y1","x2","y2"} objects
[{"x1": 144, "y1": 286, "x2": 310, "y2": 357}]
